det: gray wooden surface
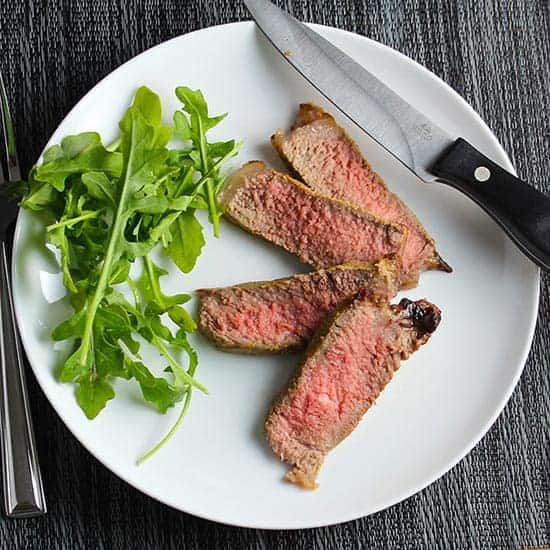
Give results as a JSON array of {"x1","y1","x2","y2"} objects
[{"x1": 0, "y1": 0, "x2": 548, "y2": 548}]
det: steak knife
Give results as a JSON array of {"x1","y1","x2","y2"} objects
[{"x1": 244, "y1": 0, "x2": 550, "y2": 271}]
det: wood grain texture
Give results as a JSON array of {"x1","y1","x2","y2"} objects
[{"x1": 0, "y1": 0, "x2": 548, "y2": 548}]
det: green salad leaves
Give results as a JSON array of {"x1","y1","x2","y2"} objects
[{"x1": 21, "y1": 86, "x2": 240, "y2": 461}]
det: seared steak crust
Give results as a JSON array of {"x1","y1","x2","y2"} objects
[
  {"x1": 219, "y1": 161, "x2": 406, "y2": 269},
  {"x1": 265, "y1": 295, "x2": 441, "y2": 489},
  {"x1": 196, "y1": 257, "x2": 400, "y2": 353},
  {"x1": 272, "y1": 104, "x2": 451, "y2": 287}
]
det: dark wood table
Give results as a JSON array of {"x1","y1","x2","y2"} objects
[{"x1": 0, "y1": 1, "x2": 548, "y2": 548}]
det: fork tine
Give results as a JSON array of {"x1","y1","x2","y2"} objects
[
  {"x1": 0, "y1": 71, "x2": 21, "y2": 183},
  {"x1": 0, "y1": 81, "x2": 5, "y2": 184},
  {"x1": 0, "y1": 143, "x2": 5, "y2": 185}
]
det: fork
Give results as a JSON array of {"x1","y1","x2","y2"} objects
[{"x1": 0, "y1": 71, "x2": 46, "y2": 518}]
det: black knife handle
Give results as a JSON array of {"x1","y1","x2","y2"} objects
[{"x1": 431, "y1": 138, "x2": 550, "y2": 270}]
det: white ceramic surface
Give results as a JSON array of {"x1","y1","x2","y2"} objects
[{"x1": 12, "y1": 22, "x2": 539, "y2": 529}]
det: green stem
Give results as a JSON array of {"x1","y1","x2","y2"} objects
[
  {"x1": 77, "y1": 120, "x2": 140, "y2": 370},
  {"x1": 193, "y1": 148, "x2": 235, "y2": 196},
  {"x1": 137, "y1": 338, "x2": 200, "y2": 465},
  {"x1": 136, "y1": 387, "x2": 193, "y2": 465},
  {"x1": 144, "y1": 256, "x2": 165, "y2": 309},
  {"x1": 205, "y1": 179, "x2": 219, "y2": 237},
  {"x1": 127, "y1": 277, "x2": 143, "y2": 312},
  {"x1": 196, "y1": 116, "x2": 220, "y2": 236},
  {"x1": 47, "y1": 210, "x2": 102, "y2": 231},
  {"x1": 197, "y1": 117, "x2": 209, "y2": 173}
]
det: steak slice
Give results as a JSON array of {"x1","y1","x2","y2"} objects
[
  {"x1": 196, "y1": 257, "x2": 400, "y2": 353},
  {"x1": 265, "y1": 295, "x2": 441, "y2": 489},
  {"x1": 272, "y1": 104, "x2": 451, "y2": 287},
  {"x1": 220, "y1": 161, "x2": 406, "y2": 269}
]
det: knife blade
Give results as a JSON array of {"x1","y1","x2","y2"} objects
[
  {"x1": 245, "y1": 0, "x2": 452, "y2": 183},
  {"x1": 244, "y1": 0, "x2": 550, "y2": 271}
]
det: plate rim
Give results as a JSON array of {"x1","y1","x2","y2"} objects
[{"x1": 12, "y1": 20, "x2": 540, "y2": 529}]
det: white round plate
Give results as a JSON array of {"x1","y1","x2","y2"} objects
[{"x1": 13, "y1": 22, "x2": 539, "y2": 529}]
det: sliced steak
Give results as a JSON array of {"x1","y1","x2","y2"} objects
[
  {"x1": 265, "y1": 295, "x2": 441, "y2": 489},
  {"x1": 220, "y1": 161, "x2": 406, "y2": 269},
  {"x1": 197, "y1": 257, "x2": 400, "y2": 353},
  {"x1": 272, "y1": 104, "x2": 451, "y2": 287}
]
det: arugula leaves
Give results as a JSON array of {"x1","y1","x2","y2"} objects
[
  {"x1": 173, "y1": 86, "x2": 240, "y2": 237},
  {"x1": 20, "y1": 85, "x2": 240, "y2": 461}
]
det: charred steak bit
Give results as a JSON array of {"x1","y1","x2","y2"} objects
[
  {"x1": 219, "y1": 161, "x2": 406, "y2": 270},
  {"x1": 265, "y1": 295, "x2": 441, "y2": 489},
  {"x1": 197, "y1": 257, "x2": 400, "y2": 353},
  {"x1": 272, "y1": 104, "x2": 451, "y2": 287}
]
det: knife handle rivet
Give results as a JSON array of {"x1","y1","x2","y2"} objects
[{"x1": 474, "y1": 166, "x2": 491, "y2": 182}]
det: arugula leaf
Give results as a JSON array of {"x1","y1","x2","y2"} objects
[
  {"x1": 168, "y1": 306, "x2": 196, "y2": 333},
  {"x1": 76, "y1": 378, "x2": 116, "y2": 420},
  {"x1": 165, "y1": 210, "x2": 205, "y2": 274},
  {"x1": 48, "y1": 225, "x2": 78, "y2": 293},
  {"x1": 35, "y1": 133, "x2": 122, "y2": 191},
  {"x1": 175, "y1": 87, "x2": 227, "y2": 135},
  {"x1": 137, "y1": 258, "x2": 191, "y2": 313},
  {"x1": 127, "y1": 360, "x2": 183, "y2": 413},
  {"x1": 109, "y1": 259, "x2": 131, "y2": 284},
  {"x1": 173, "y1": 111, "x2": 192, "y2": 141},
  {"x1": 138, "y1": 261, "x2": 196, "y2": 332},
  {"x1": 52, "y1": 309, "x2": 86, "y2": 341},
  {"x1": 22, "y1": 172, "x2": 60, "y2": 211},
  {"x1": 81, "y1": 172, "x2": 117, "y2": 207}
]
